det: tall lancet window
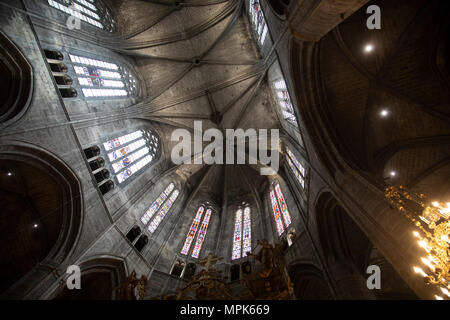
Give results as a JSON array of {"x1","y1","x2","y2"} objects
[
  {"x1": 248, "y1": 0, "x2": 268, "y2": 47},
  {"x1": 232, "y1": 207, "x2": 252, "y2": 260},
  {"x1": 270, "y1": 183, "x2": 292, "y2": 236},
  {"x1": 103, "y1": 129, "x2": 159, "y2": 184},
  {"x1": 47, "y1": 0, "x2": 116, "y2": 32},
  {"x1": 140, "y1": 183, "x2": 180, "y2": 233},
  {"x1": 286, "y1": 147, "x2": 306, "y2": 189},
  {"x1": 69, "y1": 54, "x2": 138, "y2": 98},
  {"x1": 181, "y1": 206, "x2": 213, "y2": 259},
  {"x1": 231, "y1": 209, "x2": 242, "y2": 260},
  {"x1": 272, "y1": 79, "x2": 298, "y2": 127},
  {"x1": 242, "y1": 207, "x2": 252, "y2": 257}
]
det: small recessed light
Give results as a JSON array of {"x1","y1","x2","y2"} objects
[
  {"x1": 380, "y1": 109, "x2": 389, "y2": 117},
  {"x1": 33, "y1": 223, "x2": 39, "y2": 228},
  {"x1": 390, "y1": 171, "x2": 397, "y2": 177},
  {"x1": 364, "y1": 44, "x2": 374, "y2": 53}
]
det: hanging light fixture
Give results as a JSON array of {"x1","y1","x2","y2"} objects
[{"x1": 385, "y1": 185, "x2": 450, "y2": 299}]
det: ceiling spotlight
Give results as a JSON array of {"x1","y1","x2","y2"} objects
[
  {"x1": 7, "y1": 172, "x2": 12, "y2": 176},
  {"x1": 33, "y1": 223, "x2": 39, "y2": 228},
  {"x1": 364, "y1": 44, "x2": 374, "y2": 53},
  {"x1": 380, "y1": 109, "x2": 389, "y2": 117},
  {"x1": 390, "y1": 171, "x2": 397, "y2": 177}
]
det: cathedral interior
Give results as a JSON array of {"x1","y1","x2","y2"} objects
[{"x1": 0, "y1": 0, "x2": 449, "y2": 300}]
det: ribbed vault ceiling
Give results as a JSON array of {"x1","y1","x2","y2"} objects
[
  {"x1": 317, "y1": 0, "x2": 450, "y2": 200},
  {"x1": 109, "y1": 0, "x2": 282, "y2": 205}
]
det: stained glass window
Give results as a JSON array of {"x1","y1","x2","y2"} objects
[
  {"x1": 270, "y1": 184, "x2": 292, "y2": 236},
  {"x1": 275, "y1": 184, "x2": 292, "y2": 228},
  {"x1": 69, "y1": 54, "x2": 138, "y2": 98},
  {"x1": 191, "y1": 208, "x2": 212, "y2": 258},
  {"x1": 273, "y1": 79, "x2": 297, "y2": 127},
  {"x1": 148, "y1": 190, "x2": 180, "y2": 233},
  {"x1": 270, "y1": 190, "x2": 285, "y2": 235},
  {"x1": 107, "y1": 139, "x2": 146, "y2": 163},
  {"x1": 140, "y1": 183, "x2": 174, "y2": 225},
  {"x1": 115, "y1": 156, "x2": 152, "y2": 184},
  {"x1": 101, "y1": 129, "x2": 159, "y2": 184},
  {"x1": 248, "y1": 0, "x2": 268, "y2": 47},
  {"x1": 181, "y1": 206, "x2": 205, "y2": 255},
  {"x1": 242, "y1": 207, "x2": 252, "y2": 257},
  {"x1": 47, "y1": 0, "x2": 115, "y2": 32},
  {"x1": 286, "y1": 147, "x2": 306, "y2": 188},
  {"x1": 232, "y1": 209, "x2": 243, "y2": 260},
  {"x1": 104, "y1": 130, "x2": 141, "y2": 150},
  {"x1": 231, "y1": 207, "x2": 252, "y2": 260},
  {"x1": 139, "y1": 183, "x2": 179, "y2": 234}
]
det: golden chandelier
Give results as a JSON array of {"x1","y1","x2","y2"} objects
[{"x1": 385, "y1": 185, "x2": 450, "y2": 300}]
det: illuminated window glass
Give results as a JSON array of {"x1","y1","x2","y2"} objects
[
  {"x1": 191, "y1": 208, "x2": 212, "y2": 259},
  {"x1": 272, "y1": 79, "x2": 297, "y2": 127},
  {"x1": 70, "y1": 54, "x2": 138, "y2": 98},
  {"x1": 78, "y1": 78, "x2": 124, "y2": 88},
  {"x1": 242, "y1": 207, "x2": 252, "y2": 257},
  {"x1": 47, "y1": 0, "x2": 116, "y2": 32},
  {"x1": 148, "y1": 189, "x2": 180, "y2": 233},
  {"x1": 248, "y1": 0, "x2": 268, "y2": 47},
  {"x1": 140, "y1": 183, "x2": 175, "y2": 225},
  {"x1": 115, "y1": 155, "x2": 152, "y2": 184},
  {"x1": 231, "y1": 207, "x2": 252, "y2": 260},
  {"x1": 275, "y1": 184, "x2": 292, "y2": 228},
  {"x1": 231, "y1": 209, "x2": 243, "y2": 260},
  {"x1": 286, "y1": 147, "x2": 306, "y2": 188},
  {"x1": 82, "y1": 88, "x2": 127, "y2": 97},
  {"x1": 270, "y1": 190, "x2": 285, "y2": 235},
  {"x1": 181, "y1": 206, "x2": 205, "y2": 256},
  {"x1": 101, "y1": 129, "x2": 159, "y2": 184}
]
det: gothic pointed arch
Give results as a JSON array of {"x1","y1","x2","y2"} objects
[
  {"x1": 314, "y1": 191, "x2": 418, "y2": 299},
  {"x1": 231, "y1": 205, "x2": 252, "y2": 261},
  {"x1": 287, "y1": 262, "x2": 333, "y2": 300},
  {"x1": 0, "y1": 143, "x2": 83, "y2": 299},
  {"x1": 0, "y1": 31, "x2": 33, "y2": 128},
  {"x1": 180, "y1": 204, "x2": 214, "y2": 259},
  {"x1": 52, "y1": 255, "x2": 128, "y2": 300}
]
